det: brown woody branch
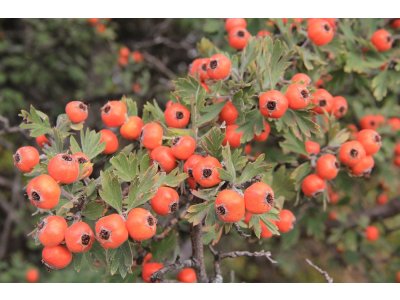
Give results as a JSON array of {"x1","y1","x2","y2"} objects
[{"x1": 150, "y1": 259, "x2": 196, "y2": 282}]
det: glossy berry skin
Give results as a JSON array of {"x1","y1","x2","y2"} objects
[
  {"x1": 171, "y1": 136, "x2": 196, "y2": 160},
  {"x1": 244, "y1": 182, "x2": 274, "y2": 214},
  {"x1": 312, "y1": 89, "x2": 333, "y2": 114},
  {"x1": 307, "y1": 19, "x2": 334, "y2": 46},
  {"x1": 228, "y1": 27, "x2": 251, "y2": 50},
  {"x1": 259, "y1": 90, "x2": 288, "y2": 118},
  {"x1": 36, "y1": 135, "x2": 51, "y2": 148},
  {"x1": 223, "y1": 125, "x2": 243, "y2": 148},
  {"x1": 165, "y1": 103, "x2": 190, "y2": 128},
  {"x1": 120, "y1": 116, "x2": 144, "y2": 140},
  {"x1": 192, "y1": 156, "x2": 222, "y2": 188},
  {"x1": 99, "y1": 129, "x2": 119, "y2": 154},
  {"x1": 65, "y1": 221, "x2": 95, "y2": 253},
  {"x1": 301, "y1": 174, "x2": 326, "y2": 197},
  {"x1": 150, "y1": 187, "x2": 179, "y2": 216},
  {"x1": 286, "y1": 84, "x2": 311, "y2": 110},
  {"x1": 65, "y1": 101, "x2": 88, "y2": 123},
  {"x1": 26, "y1": 268, "x2": 39, "y2": 283},
  {"x1": 332, "y1": 96, "x2": 348, "y2": 119},
  {"x1": 73, "y1": 152, "x2": 93, "y2": 179},
  {"x1": 177, "y1": 268, "x2": 197, "y2": 283},
  {"x1": 101, "y1": 101, "x2": 127, "y2": 128},
  {"x1": 37, "y1": 215, "x2": 68, "y2": 247},
  {"x1": 276, "y1": 209, "x2": 296, "y2": 233},
  {"x1": 42, "y1": 245, "x2": 72, "y2": 270},
  {"x1": 351, "y1": 156, "x2": 374, "y2": 177},
  {"x1": 151, "y1": 146, "x2": 177, "y2": 173},
  {"x1": 254, "y1": 121, "x2": 271, "y2": 142},
  {"x1": 359, "y1": 115, "x2": 382, "y2": 130},
  {"x1": 371, "y1": 29, "x2": 393, "y2": 52},
  {"x1": 305, "y1": 140, "x2": 320, "y2": 156},
  {"x1": 225, "y1": 18, "x2": 247, "y2": 32},
  {"x1": 316, "y1": 154, "x2": 340, "y2": 180},
  {"x1": 215, "y1": 190, "x2": 245, "y2": 223},
  {"x1": 356, "y1": 129, "x2": 382, "y2": 156},
  {"x1": 141, "y1": 122, "x2": 163, "y2": 150},
  {"x1": 207, "y1": 54, "x2": 231, "y2": 80},
  {"x1": 338, "y1": 141, "x2": 366, "y2": 167},
  {"x1": 219, "y1": 101, "x2": 238, "y2": 125},
  {"x1": 14, "y1": 146, "x2": 40, "y2": 173},
  {"x1": 291, "y1": 73, "x2": 311, "y2": 85},
  {"x1": 48, "y1": 153, "x2": 79, "y2": 184},
  {"x1": 126, "y1": 208, "x2": 157, "y2": 241},
  {"x1": 142, "y1": 262, "x2": 164, "y2": 283},
  {"x1": 365, "y1": 225, "x2": 379, "y2": 242},
  {"x1": 376, "y1": 193, "x2": 388, "y2": 205},
  {"x1": 183, "y1": 154, "x2": 204, "y2": 186},
  {"x1": 26, "y1": 174, "x2": 61, "y2": 210},
  {"x1": 95, "y1": 214, "x2": 128, "y2": 249}
]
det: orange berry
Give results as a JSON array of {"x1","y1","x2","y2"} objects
[
  {"x1": 259, "y1": 90, "x2": 288, "y2": 118},
  {"x1": 359, "y1": 115, "x2": 382, "y2": 130},
  {"x1": 305, "y1": 140, "x2": 320, "y2": 156},
  {"x1": 48, "y1": 153, "x2": 79, "y2": 184},
  {"x1": 177, "y1": 268, "x2": 197, "y2": 283},
  {"x1": 316, "y1": 154, "x2": 340, "y2": 180},
  {"x1": 291, "y1": 73, "x2": 311, "y2": 85},
  {"x1": 73, "y1": 152, "x2": 93, "y2": 179},
  {"x1": 119, "y1": 47, "x2": 130, "y2": 58},
  {"x1": 171, "y1": 136, "x2": 196, "y2": 160},
  {"x1": 14, "y1": 146, "x2": 40, "y2": 173},
  {"x1": 150, "y1": 187, "x2": 179, "y2": 216},
  {"x1": 307, "y1": 19, "x2": 334, "y2": 46},
  {"x1": 228, "y1": 27, "x2": 251, "y2": 50},
  {"x1": 301, "y1": 174, "x2": 326, "y2": 197},
  {"x1": 371, "y1": 29, "x2": 392, "y2": 52},
  {"x1": 365, "y1": 225, "x2": 379, "y2": 242},
  {"x1": 25, "y1": 268, "x2": 39, "y2": 283},
  {"x1": 207, "y1": 54, "x2": 231, "y2": 80},
  {"x1": 332, "y1": 96, "x2": 348, "y2": 119},
  {"x1": 356, "y1": 129, "x2": 382, "y2": 156},
  {"x1": 351, "y1": 156, "x2": 375, "y2": 177},
  {"x1": 376, "y1": 193, "x2": 388, "y2": 205},
  {"x1": 126, "y1": 208, "x2": 157, "y2": 241},
  {"x1": 141, "y1": 122, "x2": 163, "y2": 150},
  {"x1": 215, "y1": 189, "x2": 245, "y2": 223},
  {"x1": 244, "y1": 182, "x2": 274, "y2": 214},
  {"x1": 42, "y1": 245, "x2": 72, "y2": 270},
  {"x1": 142, "y1": 262, "x2": 164, "y2": 283},
  {"x1": 276, "y1": 209, "x2": 296, "y2": 233},
  {"x1": 120, "y1": 116, "x2": 144, "y2": 140},
  {"x1": 26, "y1": 174, "x2": 60, "y2": 210},
  {"x1": 286, "y1": 84, "x2": 311, "y2": 110},
  {"x1": 65, "y1": 221, "x2": 95, "y2": 253},
  {"x1": 164, "y1": 103, "x2": 190, "y2": 128},
  {"x1": 388, "y1": 117, "x2": 400, "y2": 131},
  {"x1": 192, "y1": 156, "x2": 222, "y2": 188},
  {"x1": 65, "y1": 101, "x2": 88, "y2": 123},
  {"x1": 223, "y1": 124, "x2": 243, "y2": 148},
  {"x1": 99, "y1": 129, "x2": 119, "y2": 154},
  {"x1": 37, "y1": 215, "x2": 67, "y2": 247},
  {"x1": 257, "y1": 30, "x2": 271, "y2": 38},
  {"x1": 131, "y1": 51, "x2": 144, "y2": 63},
  {"x1": 151, "y1": 146, "x2": 177, "y2": 173},
  {"x1": 225, "y1": 18, "x2": 247, "y2": 32},
  {"x1": 95, "y1": 214, "x2": 128, "y2": 249},
  {"x1": 101, "y1": 101, "x2": 127, "y2": 127},
  {"x1": 35, "y1": 135, "x2": 51, "y2": 148},
  {"x1": 254, "y1": 121, "x2": 271, "y2": 142},
  {"x1": 338, "y1": 141, "x2": 366, "y2": 167},
  {"x1": 219, "y1": 100, "x2": 238, "y2": 125},
  {"x1": 312, "y1": 89, "x2": 333, "y2": 114}
]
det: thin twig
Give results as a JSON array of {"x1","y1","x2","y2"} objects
[
  {"x1": 150, "y1": 259, "x2": 196, "y2": 282},
  {"x1": 305, "y1": 258, "x2": 333, "y2": 283},
  {"x1": 219, "y1": 250, "x2": 278, "y2": 264}
]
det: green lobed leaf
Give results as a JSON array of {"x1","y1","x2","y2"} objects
[
  {"x1": 110, "y1": 152, "x2": 138, "y2": 182},
  {"x1": 98, "y1": 171, "x2": 123, "y2": 214}
]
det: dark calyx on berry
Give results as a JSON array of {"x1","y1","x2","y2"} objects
[
  {"x1": 375, "y1": 134, "x2": 381, "y2": 143},
  {"x1": 335, "y1": 161, "x2": 340, "y2": 169},
  {"x1": 350, "y1": 149, "x2": 358, "y2": 158},
  {"x1": 99, "y1": 229, "x2": 110, "y2": 240},
  {"x1": 79, "y1": 103, "x2": 87, "y2": 111},
  {"x1": 202, "y1": 168, "x2": 212, "y2": 178},
  {"x1": 339, "y1": 106, "x2": 345, "y2": 113},
  {"x1": 237, "y1": 30, "x2": 245, "y2": 37},
  {"x1": 172, "y1": 137, "x2": 181, "y2": 145},
  {"x1": 323, "y1": 24, "x2": 331, "y2": 31},
  {"x1": 301, "y1": 89, "x2": 309, "y2": 98},
  {"x1": 175, "y1": 111, "x2": 184, "y2": 120},
  {"x1": 170, "y1": 202, "x2": 178, "y2": 212},
  {"x1": 210, "y1": 60, "x2": 218, "y2": 69},
  {"x1": 81, "y1": 234, "x2": 91, "y2": 245},
  {"x1": 77, "y1": 157, "x2": 87, "y2": 164},
  {"x1": 14, "y1": 153, "x2": 21, "y2": 163},
  {"x1": 103, "y1": 105, "x2": 111, "y2": 113},
  {"x1": 265, "y1": 193, "x2": 274, "y2": 205},
  {"x1": 319, "y1": 99, "x2": 327, "y2": 107},
  {"x1": 31, "y1": 191, "x2": 41, "y2": 201},
  {"x1": 147, "y1": 216, "x2": 155, "y2": 226},
  {"x1": 62, "y1": 154, "x2": 73, "y2": 161},
  {"x1": 216, "y1": 205, "x2": 226, "y2": 215},
  {"x1": 267, "y1": 101, "x2": 276, "y2": 111}
]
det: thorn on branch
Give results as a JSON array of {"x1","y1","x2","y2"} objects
[{"x1": 305, "y1": 258, "x2": 333, "y2": 283}]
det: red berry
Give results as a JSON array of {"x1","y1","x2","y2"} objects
[
  {"x1": 171, "y1": 136, "x2": 196, "y2": 160},
  {"x1": 151, "y1": 146, "x2": 177, "y2": 173},
  {"x1": 65, "y1": 221, "x2": 95, "y2": 253},
  {"x1": 356, "y1": 129, "x2": 382, "y2": 156},
  {"x1": 291, "y1": 73, "x2": 311, "y2": 85},
  {"x1": 307, "y1": 19, "x2": 334, "y2": 46},
  {"x1": 142, "y1": 262, "x2": 164, "y2": 283},
  {"x1": 338, "y1": 141, "x2": 366, "y2": 167},
  {"x1": 351, "y1": 156, "x2": 374, "y2": 177},
  {"x1": 192, "y1": 156, "x2": 222, "y2": 188},
  {"x1": 311, "y1": 89, "x2": 333, "y2": 114},
  {"x1": 177, "y1": 268, "x2": 197, "y2": 283},
  {"x1": 164, "y1": 103, "x2": 190, "y2": 128},
  {"x1": 332, "y1": 96, "x2": 348, "y2": 119},
  {"x1": 371, "y1": 29, "x2": 392, "y2": 52},
  {"x1": 316, "y1": 154, "x2": 340, "y2": 180},
  {"x1": 244, "y1": 182, "x2": 274, "y2": 214},
  {"x1": 254, "y1": 121, "x2": 271, "y2": 142},
  {"x1": 101, "y1": 101, "x2": 127, "y2": 127},
  {"x1": 37, "y1": 215, "x2": 68, "y2": 247},
  {"x1": 25, "y1": 268, "x2": 39, "y2": 283},
  {"x1": 276, "y1": 209, "x2": 296, "y2": 233},
  {"x1": 126, "y1": 208, "x2": 157, "y2": 241},
  {"x1": 26, "y1": 174, "x2": 61, "y2": 210},
  {"x1": 376, "y1": 193, "x2": 388, "y2": 205},
  {"x1": 14, "y1": 146, "x2": 40, "y2": 173},
  {"x1": 225, "y1": 18, "x2": 247, "y2": 32},
  {"x1": 365, "y1": 225, "x2": 379, "y2": 242},
  {"x1": 215, "y1": 190, "x2": 245, "y2": 223},
  {"x1": 150, "y1": 187, "x2": 179, "y2": 216},
  {"x1": 223, "y1": 125, "x2": 243, "y2": 148},
  {"x1": 286, "y1": 84, "x2": 311, "y2": 110},
  {"x1": 228, "y1": 27, "x2": 251, "y2": 50},
  {"x1": 95, "y1": 214, "x2": 128, "y2": 249},
  {"x1": 259, "y1": 90, "x2": 288, "y2": 118},
  {"x1": 99, "y1": 129, "x2": 119, "y2": 154},
  {"x1": 48, "y1": 153, "x2": 79, "y2": 184},
  {"x1": 65, "y1": 101, "x2": 88, "y2": 124},
  {"x1": 120, "y1": 116, "x2": 144, "y2": 140},
  {"x1": 141, "y1": 122, "x2": 163, "y2": 150},
  {"x1": 207, "y1": 54, "x2": 231, "y2": 80},
  {"x1": 301, "y1": 174, "x2": 326, "y2": 197},
  {"x1": 305, "y1": 140, "x2": 320, "y2": 156},
  {"x1": 36, "y1": 135, "x2": 51, "y2": 148},
  {"x1": 42, "y1": 245, "x2": 72, "y2": 270},
  {"x1": 219, "y1": 100, "x2": 238, "y2": 125}
]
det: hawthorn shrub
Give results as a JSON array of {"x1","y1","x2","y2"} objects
[{"x1": 8, "y1": 18, "x2": 400, "y2": 283}]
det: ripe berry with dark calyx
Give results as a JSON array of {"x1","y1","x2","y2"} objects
[
  {"x1": 26, "y1": 174, "x2": 61, "y2": 210},
  {"x1": 183, "y1": 154, "x2": 203, "y2": 189},
  {"x1": 192, "y1": 156, "x2": 222, "y2": 188},
  {"x1": 223, "y1": 124, "x2": 243, "y2": 148},
  {"x1": 99, "y1": 129, "x2": 119, "y2": 154},
  {"x1": 151, "y1": 146, "x2": 177, "y2": 173},
  {"x1": 14, "y1": 146, "x2": 40, "y2": 173},
  {"x1": 25, "y1": 268, "x2": 39, "y2": 283},
  {"x1": 276, "y1": 209, "x2": 296, "y2": 233},
  {"x1": 65, "y1": 221, "x2": 95, "y2": 253},
  {"x1": 376, "y1": 193, "x2": 388, "y2": 205},
  {"x1": 356, "y1": 129, "x2": 382, "y2": 156},
  {"x1": 228, "y1": 27, "x2": 251, "y2": 50},
  {"x1": 42, "y1": 245, "x2": 72, "y2": 270},
  {"x1": 150, "y1": 186, "x2": 179, "y2": 216},
  {"x1": 196, "y1": 58, "x2": 210, "y2": 82},
  {"x1": 207, "y1": 53, "x2": 232, "y2": 80},
  {"x1": 171, "y1": 135, "x2": 196, "y2": 160},
  {"x1": 164, "y1": 103, "x2": 190, "y2": 128},
  {"x1": 244, "y1": 182, "x2": 275, "y2": 214},
  {"x1": 359, "y1": 115, "x2": 382, "y2": 130},
  {"x1": 95, "y1": 214, "x2": 128, "y2": 249},
  {"x1": 36, "y1": 135, "x2": 51, "y2": 148},
  {"x1": 48, "y1": 153, "x2": 79, "y2": 184},
  {"x1": 65, "y1": 101, "x2": 88, "y2": 124},
  {"x1": 365, "y1": 225, "x2": 379, "y2": 242},
  {"x1": 312, "y1": 89, "x2": 333, "y2": 114},
  {"x1": 286, "y1": 83, "x2": 311, "y2": 110},
  {"x1": 219, "y1": 100, "x2": 238, "y2": 125},
  {"x1": 371, "y1": 29, "x2": 393, "y2": 52},
  {"x1": 225, "y1": 18, "x2": 247, "y2": 32},
  {"x1": 126, "y1": 208, "x2": 157, "y2": 241},
  {"x1": 142, "y1": 262, "x2": 164, "y2": 283},
  {"x1": 141, "y1": 122, "x2": 163, "y2": 150},
  {"x1": 215, "y1": 189, "x2": 245, "y2": 223},
  {"x1": 316, "y1": 154, "x2": 340, "y2": 180},
  {"x1": 291, "y1": 73, "x2": 311, "y2": 85},
  {"x1": 332, "y1": 96, "x2": 348, "y2": 119},
  {"x1": 120, "y1": 116, "x2": 144, "y2": 140},
  {"x1": 259, "y1": 90, "x2": 288, "y2": 119},
  {"x1": 338, "y1": 140, "x2": 366, "y2": 167},
  {"x1": 189, "y1": 58, "x2": 203, "y2": 78},
  {"x1": 307, "y1": 19, "x2": 334, "y2": 46},
  {"x1": 73, "y1": 152, "x2": 93, "y2": 179},
  {"x1": 101, "y1": 100, "x2": 127, "y2": 128},
  {"x1": 301, "y1": 174, "x2": 326, "y2": 197},
  {"x1": 177, "y1": 268, "x2": 197, "y2": 283},
  {"x1": 305, "y1": 140, "x2": 320, "y2": 156},
  {"x1": 37, "y1": 215, "x2": 68, "y2": 247},
  {"x1": 351, "y1": 156, "x2": 374, "y2": 177},
  {"x1": 254, "y1": 121, "x2": 271, "y2": 142}
]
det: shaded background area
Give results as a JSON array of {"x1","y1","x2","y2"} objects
[{"x1": 0, "y1": 18, "x2": 399, "y2": 283}]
